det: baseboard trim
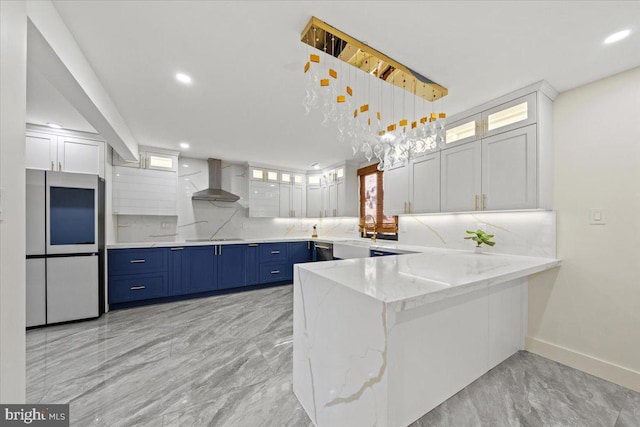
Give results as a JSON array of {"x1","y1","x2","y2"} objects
[{"x1": 525, "y1": 336, "x2": 640, "y2": 392}]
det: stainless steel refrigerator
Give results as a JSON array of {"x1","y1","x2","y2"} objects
[{"x1": 26, "y1": 169, "x2": 105, "y2": 327}]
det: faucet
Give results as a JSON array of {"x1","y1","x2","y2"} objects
[{"x1": 364, "y1": 214, "x2": 378, "y2": 242}]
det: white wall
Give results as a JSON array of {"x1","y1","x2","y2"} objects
[
  {"x1": 0, "y1": 0, "x2": 27, "y2": 403},
  {"x1": 527, "y1": 66, "x2": 640, "y2": 392}
]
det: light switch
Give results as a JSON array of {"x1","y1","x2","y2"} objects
[{"x1": 589, "y1": 209, "x2": 606, "y2": 225}]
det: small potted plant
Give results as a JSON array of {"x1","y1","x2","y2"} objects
[{"x1": 464, "y1": 229, "x2": 495, "y2": 253}]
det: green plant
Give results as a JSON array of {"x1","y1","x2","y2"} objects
[{"x1": 464, "y1": 229, "x2": 495, "y2": 247}]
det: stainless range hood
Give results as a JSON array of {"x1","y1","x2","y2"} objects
[{"x1": 191, "y1": 158, "x2": 240, "y2": 202}]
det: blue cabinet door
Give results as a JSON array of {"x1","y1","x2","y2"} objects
[
  {"x1": 245, "y1": 244, "x2": 259, "y2": 286},
  {"x1": 289, "y1": 241, "x2": 312, "y2": 264},
  {"x1": 188, "y1": 246, "x2": 216, "y2": 292},
  {"x1": 168, "y1": 247, "x2": 189, "y2": 296},
  {"x1": 218, "y1": 244, "x2": 245, "y2": 290}
]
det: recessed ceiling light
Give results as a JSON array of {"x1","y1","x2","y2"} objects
[
  {"x1": 179, "y1": 142, "x2": 190, "y2": 149},
  {"x1": 604, "y1": 29, "x2": 631, "y2": 44},
  {"x1": 310, "y1": 162, "x2": 320, "y2": 169},
  {"x1": 46, "y1": 122, "x2": 62, "y2": 129},
  {"x1": 175, "y1": 73, "x2": 192, "y2": 84},
  {"x1": 183, "y1": 164, "x2": 189, "y2": 168}
]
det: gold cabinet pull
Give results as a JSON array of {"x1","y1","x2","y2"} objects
[
  {"x1": 58, "y1": 162, "x2": 62, "y2": 171},
  {"x1": 404, "y1": 202, "x2": 407, "y2": 214},
  {"x1": 482, "y1": 194, "x2": 487, "y2": 210},
  {"x1": 474, "y1": 195, "x2": 479, "y2": 210},
  {"x1": 51, "y1": 161, "x2": 54, "y2": 171}
]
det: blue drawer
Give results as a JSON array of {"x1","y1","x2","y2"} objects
[
  {"x1": 260, "y1": 263, "x2": 291, "y2": 283},
  {"x1": 259, "y1": 243, "x2": 288, "y2": 263},
  {"x1": 109, "y1": 273, "x2": 168, "y2": 303},
  {"x1": 109, "y1": 248, "x2": 167, "y2": 275}
]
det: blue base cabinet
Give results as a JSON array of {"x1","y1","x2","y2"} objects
[
  {"x1": 245, "y1": 244, "x2": 259, "y2": 286},
  {"x1": 218, "y1": 244, "x2": 246, "y2": 290},
  {"x1": 108, "y1": 248, "x2": 169, "y2": 304},
  {"x1": 168, "y1": 245, "x2": 217, "y2": 295},
  {"x1": 109, "y1": 241, "x2": 313, "y2": 308}
]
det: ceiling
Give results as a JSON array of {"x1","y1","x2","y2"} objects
[{"x1": 28, "y1": 1, "x2": 640, "y2": 170}]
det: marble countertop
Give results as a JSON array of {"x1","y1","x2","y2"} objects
[
  {"x1": 296, "y1": 247, "x2": 560, "y2": 305},
  {"x1": 106, "y1": 237, "x2": 425, "y2": 250}
]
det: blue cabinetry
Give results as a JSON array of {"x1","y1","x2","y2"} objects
[
  {"x1": 187, "y1": 246, "x2": 217, "y2": 293},
  {"x1": 245, "y1": 244, "x2": 259, "y2": 286},
  {"x1": 218, "y1": 244, "x2": 245, "y2": 289},
  {"x1": 108, "y1": 248, "x2": 169, "y2": 304},
  {"x1": 109, "y1": 240, "x2": 313, "y2": 307}
]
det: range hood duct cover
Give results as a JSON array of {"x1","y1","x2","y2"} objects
[{"x1": 191, "y1": 158, "x2": 240, "y2": 202}]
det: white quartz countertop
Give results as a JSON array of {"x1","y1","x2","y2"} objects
[
  {"x1": 106, "y1": 237, "x2": 423, "y2": 250},
  {"x1": 296, "y1": 247, "x2": 560, "y2": 305}
]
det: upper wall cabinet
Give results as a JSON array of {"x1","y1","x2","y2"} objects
[
  {"x1": 444, "y1": 93, "x2": 537, "y2": 148},
  {"x1": 112, "y1": 146, "x2": 179, "y2": 216},
  {"x1": 384, "y1": 152, "x2": 441, "y2": 214},
  {"x1": 440, "y1": 83, "x2": 554, "y2": 212},
  {"x1": 112, "y1": 146, "x2": 178, "y2": 172},
  {"x1": 26, "y1": 130, "x2": 105, "y2": 177},
  {"x1": 306, "y1": 163, "x2": 358, "y2": 218}
]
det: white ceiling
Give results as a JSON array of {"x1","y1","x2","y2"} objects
[{"x1": 30, "y1": 1, "x2": 640, "y2": 170}]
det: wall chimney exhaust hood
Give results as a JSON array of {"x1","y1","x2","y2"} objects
[{"x1": 191, "y1": 158, "x2": 240, "y2": 202}]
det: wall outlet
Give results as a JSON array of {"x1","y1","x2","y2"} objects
[
  {"x1": 161, "y1": 222, "x2": 170, "y2": 229},
  {"x1": 589, "y1": 208, "x2": 606, "y2": 225}
]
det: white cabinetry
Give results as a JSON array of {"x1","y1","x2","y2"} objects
[
  {"x1": 26, "y1": 130, "x2": 105, "y2": 177},
  {"x1": 112, "y1": 166, "x2": 178, "y2": 216},
  {"x1": 481, "y1": 125, "x2": 537, "y2": 210},
  {"x1": 384, "y1": 152, "x2": 441, "y2": 214},
  {"x1": 250, "y1": 181, "x2": 280, "y2": 217},
  {"x1": 279, "y1": 183, "x2": 306, "y2": 218},
  {"x1": 383, "y1": 164, "x2": 409, "y2": 215},
  {"x1": 410, "y1": 152, "x2": 441, "y2": 213},
  {"x1": 112, "y1": 146, "x2": 178, "y2": 172},
  {"x1": 439, "y1": 82, "x2": 555, "y2": 212},
  {"x1": 441, "y1": 142, "x2": 482, "y2": 212},
  {"x1": 307, "y1": 163, "x2": 358, "y2": 218}
]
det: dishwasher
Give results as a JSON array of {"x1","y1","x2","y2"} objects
[{"x1": 314, "y1": 242, "x2": 334, "y2": 261}]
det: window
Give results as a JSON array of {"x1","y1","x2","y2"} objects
[{"x1": 358, "y1": 164, "x2": 398, "y2": 240}]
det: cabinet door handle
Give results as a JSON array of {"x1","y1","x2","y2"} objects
[
  {"x1": 307, "y1": 241, "x2": 310, "y2": 250},
  {"x1": 315, "y1": 245, "x2": 330, "y2": 250},
  {"x1": 271, "y1": 270, "x2": 280, "y2": 274},
  {"x1": 219, "y1": 245, "x2": 222, "y2": 255},
  {"x1": 248, "y1": 243, "x2": 258, "y2": 247},
  {"x1": 170, "y1": 247, "x2": 184, "y2": 251},
  {"x1": 271, "y1": 250, "x2": 280, "y2": 254},
  {"x1": 130, "y1": 286, "x2": 146, "y2": 290},
  {"x1": 51, "y1": 161, "x2": 54, "y2": 171},
  {"x1": 408, "y1": 201, "x2": 412, "y2": 213},
  {"x1": 58, "y1": 161, "x2": 62, "y2": 171},
  {"x1": 404, "y1": 202, "x2": 407, "y2": 213},
  {"x1": 293, "y1": 210, "x2": 296, "y2": 217},
  {"x1": 474, "y1": 195, "x2": 479, "y2": 210},
  {"x1": 373, "y1": 251, "x2": 384, "y2": 256},
  {"x1": 482, "y1": 194, "x2": 487, "y2": 210},
  {"x1": 130, "y1": 259, "x2": 146, "y2": 263},
  {"x1": 214, "y1": 246, "x2": 217, "y2": 255}
]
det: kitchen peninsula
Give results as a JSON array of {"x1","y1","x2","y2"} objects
[{"x1": 292, "y1": 248, "x2": 560, "y2": 427}]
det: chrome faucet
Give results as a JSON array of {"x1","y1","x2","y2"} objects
[{"x1": 364, "y1": 214, "x2": 378, "y2": 242}]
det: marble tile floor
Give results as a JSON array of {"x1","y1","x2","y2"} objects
[{"x1": 26, "y1": 284, "x2": 639, "y2": 427}]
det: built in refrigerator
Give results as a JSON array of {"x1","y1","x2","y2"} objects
[{"x1": 26, "y1": 169, "x2": 105, "y2": 327}]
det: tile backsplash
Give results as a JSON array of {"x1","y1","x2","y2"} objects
[{"x1": 115, "y1": 157, "x2": 556, "y2": 258}]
